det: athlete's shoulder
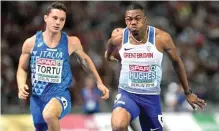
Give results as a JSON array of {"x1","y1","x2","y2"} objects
[
  {"x1": 25, "y1": 35, "x2": 36, "y2": 44},
  {"x1": 67, "y1": 35, "x2": 81, "y2": 45},
  {"x1": 154, "y1": 27, "x2": 172, "y2": 43},
  {"x1": 67, "y1": 35, "x2": 83, "y2": 54},
  {"x1": 22, "y1": 35, "x2": 36, "y2": 54},
  {"x1": 154, "y1": 27, "x2": 175, "y2": 52},
  {"x1": 110, "y1": 28, "x2": 125, "y2": 46},
  {"x1": 111, "y1": 28, "x2": 125, "y2": 38}
]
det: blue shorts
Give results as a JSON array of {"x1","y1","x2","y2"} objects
[
  {"x1": 30, "y1": 90, "x2": 71, "y2": 131},
  {"x1": 113, "y1": 88, "x2": 163, "y2": 131}
]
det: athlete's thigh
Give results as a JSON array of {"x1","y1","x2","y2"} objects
[
  {"x1": 112, "y1": 89, "x2": 140, "y2": 124},
  {"x1": 139, "y1": 112, "x2": 163, "y2": 131},
  {"x1": 138, "y1": 95, "x2": 163, "y2": 131},
  {"x1": 30, "y1": 96, "x2": 48, "y2": 131},
  {"x1": 43, "y1": 97, "x2": 63, "y2": 118},
  {"x1": 43, "y1": 90, "x2": 71, "y2": 119},
  {"x1": 111, "y1": 107, "x2": 131, "y2": 129},
  {"x1": 55, "y1": 90, "x2": 72, "y2": 119}
]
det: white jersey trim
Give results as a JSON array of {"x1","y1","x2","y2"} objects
[{"x1": 119, "y1": 87, "x2": 160, "y2": 95}]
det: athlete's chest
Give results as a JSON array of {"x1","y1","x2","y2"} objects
[
  {"x1": 33, "y1": 43, "x2": 69, "y2": 60},
  {"x1": 31, "y1": 47, "x2": 66, "y2": 84},
  {"x1": 119, "y1": 43, "x2": 157, "y2": 62}
]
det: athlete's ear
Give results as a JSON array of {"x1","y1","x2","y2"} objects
[
  {"x1": 44, "y1": 15, "x2": 48, "y2": 23},
  {"x1": 144, "y1": 17, "x2": 147, "y2": 23}
]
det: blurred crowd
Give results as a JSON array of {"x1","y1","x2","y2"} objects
[{"x1": 1, "y1": 1, "x2": 219, "y2": 114}]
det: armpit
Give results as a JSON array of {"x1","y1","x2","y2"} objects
[{"x1": 164, "y1": 48, "x2": 171, "y2": 52}]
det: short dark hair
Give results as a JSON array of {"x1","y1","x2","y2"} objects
[
  {"x1": 46, "y1": 2, "x2": 67, "y2": 15},
  {"x1": 126, "y1": 3, "x2": 144, "y2": 12}
]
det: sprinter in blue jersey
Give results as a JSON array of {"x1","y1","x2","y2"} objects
[
  {"x1": 17, "y1": 2, "x2": 109, "y2": 131},
  {"x1": 105, "y1": 3, "x2": 206, "y2": 131}
]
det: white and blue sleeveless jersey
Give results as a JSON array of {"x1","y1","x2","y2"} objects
[
  {"x1": 30, "y1": 31, "x2": 73, "y2": 96},
  {"x1": 118, "y1": 26, "x2": 163, "y2": 95}
]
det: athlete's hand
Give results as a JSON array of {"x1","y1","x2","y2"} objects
[
  {"x1": 186, "y1": 93, "x2": 206, "y2": 111},
  {"x1": 97, "y1": 83, "x2": 109, "y2": 100},
  {"x1": 18, "y1": 84, "x2": 29, "y2": 99},
  {"x1": 105, "y1": 51, "x2": 119, "y2": 62}
]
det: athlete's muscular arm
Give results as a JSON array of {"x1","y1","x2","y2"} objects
[
  {"x1": 159, "y1": 31, "x2": 206, "y2": 110},
  {"x1": 105, "y1": 28, "x2": 123, "y2": 61},
  {"x1": 68, "y1": 36, "x2": 109, "y2": 99},
  {"x1": 17, "y1": 37, "x2": 34, "y2": 99},
  {"x1": 159, "y1": 32, "x2": 190, "y2": 92},
  {"x1": 69, "y1": 37, "x2": 101, "y2": 81}
]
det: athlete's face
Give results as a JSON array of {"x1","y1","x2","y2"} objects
[
  {"x1": 44, "y1": 9, "x2": 66, "y2": 33},
  {"x1": 125, "y1": 9, "x2": 146, "y2": 35}
]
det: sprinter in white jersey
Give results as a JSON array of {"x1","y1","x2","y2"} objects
[{"x1": 105, "y1": 3, "x2": 206, "y2": 131}]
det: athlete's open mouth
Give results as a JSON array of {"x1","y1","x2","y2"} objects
[
  {"x1": 131, "y1": 26, "x2": 137, "y2": 30},
  {"x1": 130, "y1": 26, "x2": 139, "y2": 32},
  {"x1": 54, "y1": 26, "x2": 60, "y2": 30}
]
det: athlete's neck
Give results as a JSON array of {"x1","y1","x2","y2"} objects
[
  {"x1": 132, "y1": 26, "x2": 148, "y2": 42},
  {"x1": 43, "y1": 30, "x2": 61, "y2": 46}
]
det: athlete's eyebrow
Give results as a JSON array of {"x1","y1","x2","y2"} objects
[{"x1": 126, "y1": 15, "x2": 142, "y2": 18}]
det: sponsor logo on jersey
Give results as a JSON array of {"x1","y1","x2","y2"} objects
[
  {"x1": 124, "y1": 48, "x2": 134, "y2": 51},
  {"x1": 37, "y1": 42, "x2": 43, "y2": 47},
  {"x1": 150, "y1": 128, "x2": 160, "y2": 131},
  {"x1": 129, "y1": 65, "x2": 150, "y2": 72},
  {"x1": 146, "y1": 46, "x2": 151, "y2": 52}
]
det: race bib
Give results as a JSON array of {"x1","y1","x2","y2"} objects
[
  {"x1": 36, "y1": 57, "x2": 63, "y2": 83},
  {"x1": 128, "y1": 65, "x2": 157, "y2": 88}
]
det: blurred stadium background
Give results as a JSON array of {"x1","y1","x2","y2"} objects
[{"x1": 1, "y1": 1, "x2": 219, "y2": 131}]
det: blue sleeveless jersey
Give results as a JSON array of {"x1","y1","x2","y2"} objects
[{"x1": 30, "y1": 31, "x2": 73, "y2": 96}]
